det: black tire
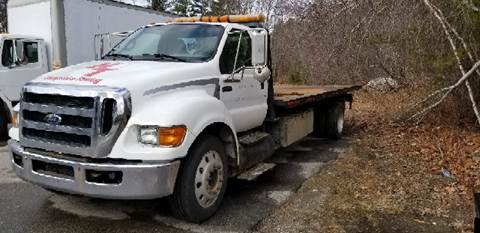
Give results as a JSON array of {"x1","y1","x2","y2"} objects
[
  {"x1": 0, "y1": 105, "x2": 10, "y2": 141},
  {"x1": 325, "y1": 101, "x2": 345, "y2": 139},
  {"x1": 313, "y1": 105, "x2": 327, "y2": 138},
  {"x1": 313, "y1": 101, "x2": 345, "y2": 139},
  {"x1": 168, "y1": 135, "x2": 228, "y2": 223}
]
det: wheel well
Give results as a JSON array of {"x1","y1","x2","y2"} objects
[{"x1": 198, "y1": 122, "x2": 238, "y2": 169}]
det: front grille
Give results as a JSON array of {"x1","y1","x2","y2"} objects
[
  {"x1": 23, "y1": 92, "x2": 95, "y2": 108},
  {"x1": 23, "y1": 128, "x2": 91, "y2": 146},
  {"x1": 19, "y1": 84, "x2": 131, "y2": 158},
  {"x1": 23, "y1": 110, "x2": 93, "y2": 128}
]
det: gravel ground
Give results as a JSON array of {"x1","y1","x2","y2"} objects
[{"x1": 255, "y1": 145, "x2": 470, "y2": 233}]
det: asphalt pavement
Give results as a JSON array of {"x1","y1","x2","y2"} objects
[{"x1": 0, "y1": 137, "x2": 349, "y2": 233}]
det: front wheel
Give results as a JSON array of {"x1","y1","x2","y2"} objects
[{"x1": 168, "y1": 135, "x2": 228, "y2": 223}]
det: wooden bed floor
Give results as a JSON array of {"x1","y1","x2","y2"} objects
[{"x1": 273, "y1": 85, "x2": 362, "y2": 103}]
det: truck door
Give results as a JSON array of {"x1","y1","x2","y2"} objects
[
  {"x1": 0, "y1": 39, "x2": 47, "y2": 102},
  {"x1": 219, "y1": 30, "x2": 268, "y2": 133}
]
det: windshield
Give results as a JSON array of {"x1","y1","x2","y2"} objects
[{"x1": 104, "y1": 24, "x2": 225, "y2": 62}]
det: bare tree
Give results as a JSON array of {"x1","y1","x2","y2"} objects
[
  {"x1": 407, "y1": 0, "x2": 480, "y2": 125},
  {"x1": 0, "y1": 0, "x2": 6, "y2": 33}
]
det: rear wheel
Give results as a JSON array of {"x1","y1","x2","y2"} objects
[
  {"x1": 168, "y1": 135, "x2": 228, "y2": 223},
  {"x1": 314, "y1": 101, "x2": 345, "y2": 139},
  {"x1": 325, "y1": 101, "x2": 345, "y2": 139}
]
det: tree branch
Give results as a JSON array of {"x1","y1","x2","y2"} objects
[
  {"x1": 412, "y1": 0, "x2": 480, "y2": 125},
  {"x1": 407, "y1": 60, "x2": 480, "y2": 122}
]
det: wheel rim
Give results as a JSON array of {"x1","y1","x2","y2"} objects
[
  {"x1": 194, "y1": 150, "x2": 224, "y2": 208},
  {"x1": 337, "y1": 110, "x2": 344, "y2": 134}
]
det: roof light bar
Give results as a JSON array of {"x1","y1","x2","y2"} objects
[{"x1": 174, "y1": 15, "x2": 265, "y2": 23}]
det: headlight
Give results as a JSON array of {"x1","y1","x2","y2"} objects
[{"x1": 139, "y1": 125, "x2": 186, "y2": 147}]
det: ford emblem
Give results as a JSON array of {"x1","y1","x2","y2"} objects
[{"x1": 45, "y1": 113, "x2": 62, "y2": 125}]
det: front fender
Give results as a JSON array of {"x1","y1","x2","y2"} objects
[{"x1": 109, "y1": 89, "x2": 236, "y2": 161}]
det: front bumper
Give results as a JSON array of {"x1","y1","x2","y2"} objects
[{"x1": 9, "y1": 140, "x2": 180, "y2": 200}]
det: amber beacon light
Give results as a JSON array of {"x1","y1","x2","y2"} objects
[{"x1": 174, "y1": 15, "x2": 265, "y2": 23}]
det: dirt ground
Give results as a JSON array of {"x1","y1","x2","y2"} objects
[{"x1": 255, "y1": 89, "x2": 479, "y2": 233}]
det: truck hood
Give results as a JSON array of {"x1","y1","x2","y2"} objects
[{"x1": 31, "y1": 60, "x2": 218, "y2": 97}]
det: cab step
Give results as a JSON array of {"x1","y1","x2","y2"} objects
[
  {"x1": 237, "y1": 131, "x2": 275, "y2": 172},
  {"x1": 237, "y1": 163, "x2": 276, "y2": 181},
  {"x1": 238, "y1": 131, "x2": 270, "y2": 146}
]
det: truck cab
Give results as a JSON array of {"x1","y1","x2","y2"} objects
[
  {"x1": 0, "y1": 35, "x2": 48, "y2": 139},
  {"x1": 8, "y1": 15, "x2": 359, "y2": 223}
]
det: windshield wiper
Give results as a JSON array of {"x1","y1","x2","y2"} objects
[
  {"x1": 143, "y1": 53, "x2": 187, "y2": 62},
  {"x1": 103, "y1": 53, "x2": 133, "y2": 60}
]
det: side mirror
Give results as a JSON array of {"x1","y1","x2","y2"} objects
[
  {"x1": 253, "y1": 66, "x2": 271, "y2": 83},
  {"x1": 250, "y1": 29, "x2": 268, "y2": 67}
]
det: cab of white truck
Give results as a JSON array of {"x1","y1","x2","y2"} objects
[
  {"x1": 0, "y1": 35, "x2": 49, "y2": 99},
  {"x1": 9, "y1": 15, "x2": 273, "y2": 223},
  {"x1": 0, "y1": 34, "x2": 49, "y2": 139}
]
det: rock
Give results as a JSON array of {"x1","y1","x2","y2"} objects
[
  {"x1": 473, "y1": 150, "x2": 480, "y2": 161},
  {"x1": 366, "y1": 77, "x2": 399, "y2": 92}
]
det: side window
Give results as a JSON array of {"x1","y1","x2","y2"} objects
[
  {"x1": 1, "y1": 40, "x2": 39, "y2": 67},
  {"x1": 219, "y1": 31, "x2": 252, "y2": 74},
  {"x1": 24, "y1": 42, "x2": 39, "y2": 63},
  {"x1": 2, "y1": 40, "x2": 14, "y2": 67}
]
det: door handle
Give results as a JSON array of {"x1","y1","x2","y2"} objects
[{"x1": 222, "y1": 86, "x2": 233, "y2": 92}]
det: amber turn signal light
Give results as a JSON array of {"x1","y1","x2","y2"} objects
[
  {"x1": 158, "y1": 126, "x2": 186, "y2": 147},
  {"x1": 12, "y1": 111, "x2": 17, "y2": 128}
]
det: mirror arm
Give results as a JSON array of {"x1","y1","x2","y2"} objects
[
  {"x1": 12, "y1": 40, "x2": 17, "y2": 66},
  {"x1": 240, "y1": 66, "x2": 246, "y2": 80},
  {"x1": 229, "y1": 31, "x2": 244, "y2": 80},
  {"x1": 233, "y1": 65, "x2": 247, "y2": 74}
]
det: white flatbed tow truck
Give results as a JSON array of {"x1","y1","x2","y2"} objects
[{"x1": 8, "y1": 15, "x2": 361, "y2": 223}]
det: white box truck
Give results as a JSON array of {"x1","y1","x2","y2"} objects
[{"x1": 0, "y1": 0, "x2": 172, "y2": 139}]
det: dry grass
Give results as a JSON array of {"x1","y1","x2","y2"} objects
[
  {"x1": 256, "y1": 86, "x2": 479, "y2": 233},
  {"x1": 350, "y1": 87, "x2": 480, "y2": 201}
]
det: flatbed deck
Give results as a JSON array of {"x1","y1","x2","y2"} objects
[{"x1": 273, "y1": 85, "x2": 363, "y2": 109}]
